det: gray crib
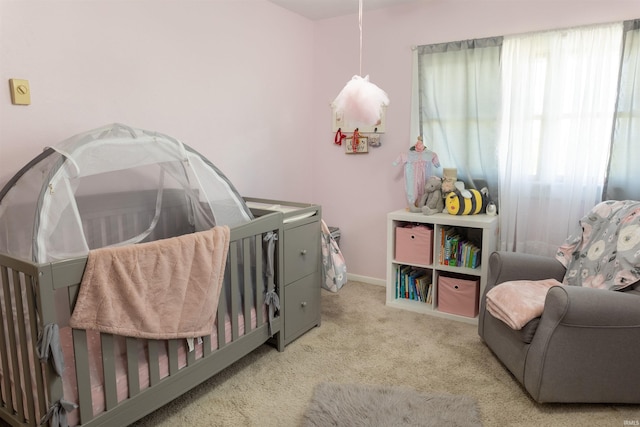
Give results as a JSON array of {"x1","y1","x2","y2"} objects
[{"x1": 0, "y1": 190, "x2": 293, "y2": 427}]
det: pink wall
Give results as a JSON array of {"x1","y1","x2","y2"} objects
[
  {"x1": 311, "y1": 1, "x2": 640, "y2": 282},
  {"x1": 1, "y1": 0, "x2": 639, "y2": 283},
  {"x1": 0, "y1": 0, "x2": 314, "y2": 201}
]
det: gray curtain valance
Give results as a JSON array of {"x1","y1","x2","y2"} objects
[{"x1": 416, "y1": 36, "x2": 503, "y2": 54}]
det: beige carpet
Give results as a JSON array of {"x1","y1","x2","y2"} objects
[{"x1": 132, "y1": 281, "x2": 640, "y2": 427}]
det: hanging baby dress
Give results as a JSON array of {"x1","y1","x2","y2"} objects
[{"x1": 393, "y1": 148, "x2": 441, "y2": 208}]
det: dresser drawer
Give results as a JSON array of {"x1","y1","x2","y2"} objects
[
  {"x1": 284, "y1": 273, "x2": 320, "y2": 343},
  {"x1": 284, "y1": 222, "x2": 320, "y2": 284}
]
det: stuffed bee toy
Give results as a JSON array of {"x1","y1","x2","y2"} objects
[{"x1": 445, "y1": 187, "x2": 490, "y2": 215}]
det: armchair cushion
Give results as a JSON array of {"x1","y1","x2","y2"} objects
[{"x1": 555, "y1": 200, "x2": 640, "y2": 291}]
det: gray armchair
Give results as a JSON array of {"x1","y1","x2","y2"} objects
[{"x1": 478, "y1": 251, "x2": 640, "y2": 403}]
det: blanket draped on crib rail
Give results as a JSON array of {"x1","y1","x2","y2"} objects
[{"x1": 70, "y1": 226, "x2": 230, "y2": 340}]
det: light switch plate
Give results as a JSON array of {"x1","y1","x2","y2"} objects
[{"x1": 9, "y1": 79, "x2": 31, "y2": 105}]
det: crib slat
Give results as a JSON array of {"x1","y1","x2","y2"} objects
[
  {"x1": 202, "y1": 334, "x2": 212, "y2": 357},
  {"x1": 255, "y1": 239, "x2": 264, "y2": 326},
  {"x1": 68, "y1": 283, "x2": 96, "y2": 422},
  {"x1": 12, "y1": 271, "x2": 36, "y2": 424},
  {"x1": 117, "y1": 214, "x2": 125, "y2": 243},
  {"x1": 101, "y1": 334, "x2": 118, "y2": 410},
  {"x1": 106, "y1": 216, "x2": 116, "y2": 247},
  {"x1": 0, "y1": 266, "x2": 14, "y2": 416},
  {"x1": 229, "y1": 241, "x2": 239, "y2": 341},
  {"x1": 35, "y1": 263, "x2": 65, "y2": 426},
  {"x1": 99, "y1": 218, "x2": 107, "y2": 249},
  {"x1": 2, "y1": 271, "x2": 23, "y2": 422},
  {"x1": 243, "y1": 238, "x2": 252, "y2": 334},
  {"x1": 168, "y1": 340, "x2": 179, "y2": 376},
  {"x1": 126, "y1": 338, "x2": 140, "y2": 396},
  {"x1": 148, "y1": 340, "x2": 160, "y2": 386},
  {"x1": 186, "y1": 343, "x2": 196, "y2": 366},
  {"x1": 24, "y1": 274, "x2": 47, "y2": 423},
  {"x1": 72, "y1": 329, "x2": 94, "y2": 423},
  {"x1": 216, "y1": 274, "x2": 227, "y2": 350}
]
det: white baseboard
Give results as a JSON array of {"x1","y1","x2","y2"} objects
[{"x1": 347, "y1": 273, "x2": 385, "y2": 287}]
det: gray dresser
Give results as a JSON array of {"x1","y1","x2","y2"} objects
[{"x1": 245, "y1": 198, "x2": 322, "y2": 345}]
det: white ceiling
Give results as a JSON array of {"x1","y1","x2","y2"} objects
[{"x1": 267, "y1": 0, "x2": 418, "y2": 21}]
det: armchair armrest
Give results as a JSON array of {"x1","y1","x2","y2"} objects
[
  {"x1": 524, "y1": 285, "x2": 640, "y2": 403},
  {"x1": 543, "y1": 285, "x2": 640, "y2": 327},
  {"x1": 487, "y1": 251, "x2": 566, "y2": 293}
]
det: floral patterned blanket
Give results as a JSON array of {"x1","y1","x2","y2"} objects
[
  {"x1": 488, "y1": 200, "x2": 640, "y2": 330},
  {"x1": 555, "y1": 200, "x2": 640, "y2": 291}
]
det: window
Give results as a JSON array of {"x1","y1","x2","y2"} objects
[{"x1": 413, "y1": 21, "x2": 636, "y2": 256}]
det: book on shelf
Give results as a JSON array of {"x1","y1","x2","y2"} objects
[
  {"x1": 395, "y1": 266, "x2": 432, "y2": 303},
  {"x1": 425, "y1": 281, "x2": 433, "y2": 304},
  {"x1": 415, "y1": 274, "x2": 431, "y2": 302},
  {"x1": 440, "y1": 227, "x2": 481, "y2": 269}
]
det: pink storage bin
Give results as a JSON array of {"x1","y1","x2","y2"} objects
[
  {"x1": 437, "y1": 275, "x2": 479, "y2": 318},
  {"x1": 395, "y1": 225, "x2": 433, "y2": 265}
]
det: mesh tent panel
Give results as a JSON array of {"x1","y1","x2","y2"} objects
[{"x1": 0, "y1": 123, "x2": 253, "y2": 263}]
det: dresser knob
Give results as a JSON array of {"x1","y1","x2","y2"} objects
[
  {"x1": 300, "y1": 249, "x2": 307, "y2": 255},
  {"x1": 301, "y1": 301, "x2": 307, "y2": 307}
]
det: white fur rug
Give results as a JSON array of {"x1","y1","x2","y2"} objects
[{"x1": 302, "y1": 383, "x2": 482, "y2": 427}]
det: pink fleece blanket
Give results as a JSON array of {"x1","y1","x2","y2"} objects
[
  {"x1": 485, "y1": 279, "x2": 562, "y2": 330},
  {"x1": 70, "y1": 226, "x2": 230, "y2": 339}
]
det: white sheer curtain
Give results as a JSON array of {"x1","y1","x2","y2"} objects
[
  {"x1": 604, "y1": 20, "x2": 640, "y2": 201},
  {"x1": 498, "y1": 23, "x2": 623, "y2": 256}
]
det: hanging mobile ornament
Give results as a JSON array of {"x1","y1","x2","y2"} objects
[{"x1": 331, "y1": 0, "x2": 389, "y2": 126}]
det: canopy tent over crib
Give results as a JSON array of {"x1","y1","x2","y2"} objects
[{"x1": 0, "y1": 123, "x2": 253, "y2": 263}]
